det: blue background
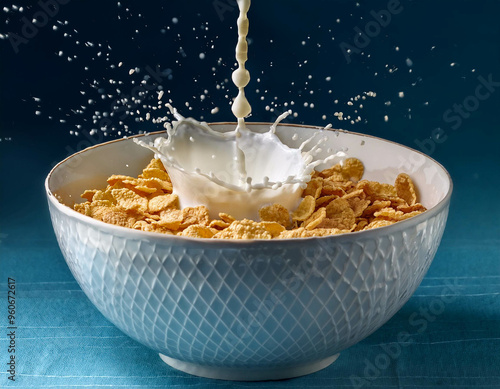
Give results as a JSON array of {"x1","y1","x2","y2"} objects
[{"x1": 1, "y1": 0, "x2": 499, "y2": 388}]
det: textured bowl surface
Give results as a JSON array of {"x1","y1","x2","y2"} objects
[{"x1": 46, "y1": 123, "x2": 452, "y2": 381}]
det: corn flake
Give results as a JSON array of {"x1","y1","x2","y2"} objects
[
  {"x1": 259, "y1": 203, "x2": 290, "y2": 227},
  {"x1": 111, "y1": 188, "x2": 148, "y2": 213},
  {"x1": 74, "y1": 202, "x2": 91, "y2": 216},
  {"x1": 315, "y1": 195, "x2": 338, "y2": 208},
  {"x1": 302, "y1": 177, "x2": 323, "y2": 199},
  {"x1": 144, "y1": 158, "x2": 166, "y2": 171},
  {"x1": 362, "y1": 200, "x2": 392, "y2": 217},
  {"x1": 214, "y1": 219, "x2": 272, "y2": 240},
  {"x1": 354, "y1": 218, "x2": 369, "y2": 232},
  {"x1": 374, "y1": 207, "x2": 405, "y2": 220},
  {"x1": 309, "y1": 228, "x2": 351, "y2": 237},
  {"x1": 398, "y1": 203, "x2": 427, "y2": 213},
  {"x1": 91, "y1": 206, "x2": 138, "y2": 228},
  {"x1": 278, "y1": 227, "x2": 310, "y2": 239},
  {"x1": 323, "y1": 198, "x2": 356, "y2": 230},
  {"x1": 364, "y1": 219, "x2": 396, "y2": 230},
  {"x1": 124, "y1": 178, "x2": 172, "y2": 194},
  {"x1": 395, "y1": 173, "x2": 417, "y2": 206},
  {"x1": 279, "y1": 227, "x2": 348, "y2": 238},
  {"x1": 346, "y1": 196, "x2": 371, "y2": 218},
  {"x1": 318, "y1": 163, "x2": 343, "y2": 180},
  {"x1": 343, "y1": 189, "x2": 366, "y2": 200},
  {"x1": 261, "y1": 221, "x2": 286, "y2": 237},
  {"x1": 107, "y1": 175, "x2": 136, "y2": 186},
  {"x1": 180, "y1": 206, "x2": 210, "y2": 229},
  {"x1": 292, "y1": 196, "x2": 316, "y2": 221},
  {"x1": 357, "y1": 180, "x2": 398, "y2": 198},
  {"x1": 303, "y1": 207, "x2": 327, "y2": 230},
  {"x1": 180, "y1": 225, "x2": 218, "y2": 239},
  {"x1": 95, "y1": 190, "x2": 117, "y2": 203},
  {"x1": 342, "y1": 158, "x2": 364, "y2": 182},
  {"x1": 156, "y1": 209, "x2": 183, "y2": 230},
  {"x1": 209, "y1": 219, "x2": 231, "y2": 230},
  {"x1": 219, "y1": 213, "x2": 236, "y2": 223},
  {"x1": 81, "y1": 190, "x2": 97, "y2": 202},
  {"x1": 321, "y1": 181, "x2": 346, "y2": 197},
  {"x1": 140, "y1": 168, "x2": 170, "y2": 181},
  {"x1": 148, "y1": 194, "x2": 179, "y2": 213},
  {"x1": 133, "y1": 220, "x2": 174, "y2": 234}
]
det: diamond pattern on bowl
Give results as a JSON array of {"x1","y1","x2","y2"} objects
[{"x1": 49, "y1": 199, "x2": 449, "y2": 369}]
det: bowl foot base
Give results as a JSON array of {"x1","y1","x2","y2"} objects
[{"x1": 158, "y1": 353, "x2": 339, "y2": 381}]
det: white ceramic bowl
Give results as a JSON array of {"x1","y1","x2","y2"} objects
[{"x1": 45, "y1": 123, "x2": 452, "y2": 381}]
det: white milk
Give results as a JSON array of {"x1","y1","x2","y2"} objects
[{"x1": 135, "y1": 0, "x2": 346, "y2": 220}]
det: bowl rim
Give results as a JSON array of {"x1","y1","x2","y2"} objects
[{"x1": 45, "y1": 122, "x2": 453, "y2": 245}]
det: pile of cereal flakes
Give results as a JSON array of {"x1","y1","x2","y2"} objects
[{"x1": 74, "y1": 158, "x2": 426, "y2": 239}]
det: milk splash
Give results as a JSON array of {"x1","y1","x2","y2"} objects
[
  {"x1": 134, "y1": 0, "x2": 347, "y2": 220},
  {"x1": 135, "y1": 107, "x2": 346, "y2": 220}
]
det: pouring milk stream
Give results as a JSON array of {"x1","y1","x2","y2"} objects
[{"x1": 135, "y1": 0, "x2": 346, "y2": 220}]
